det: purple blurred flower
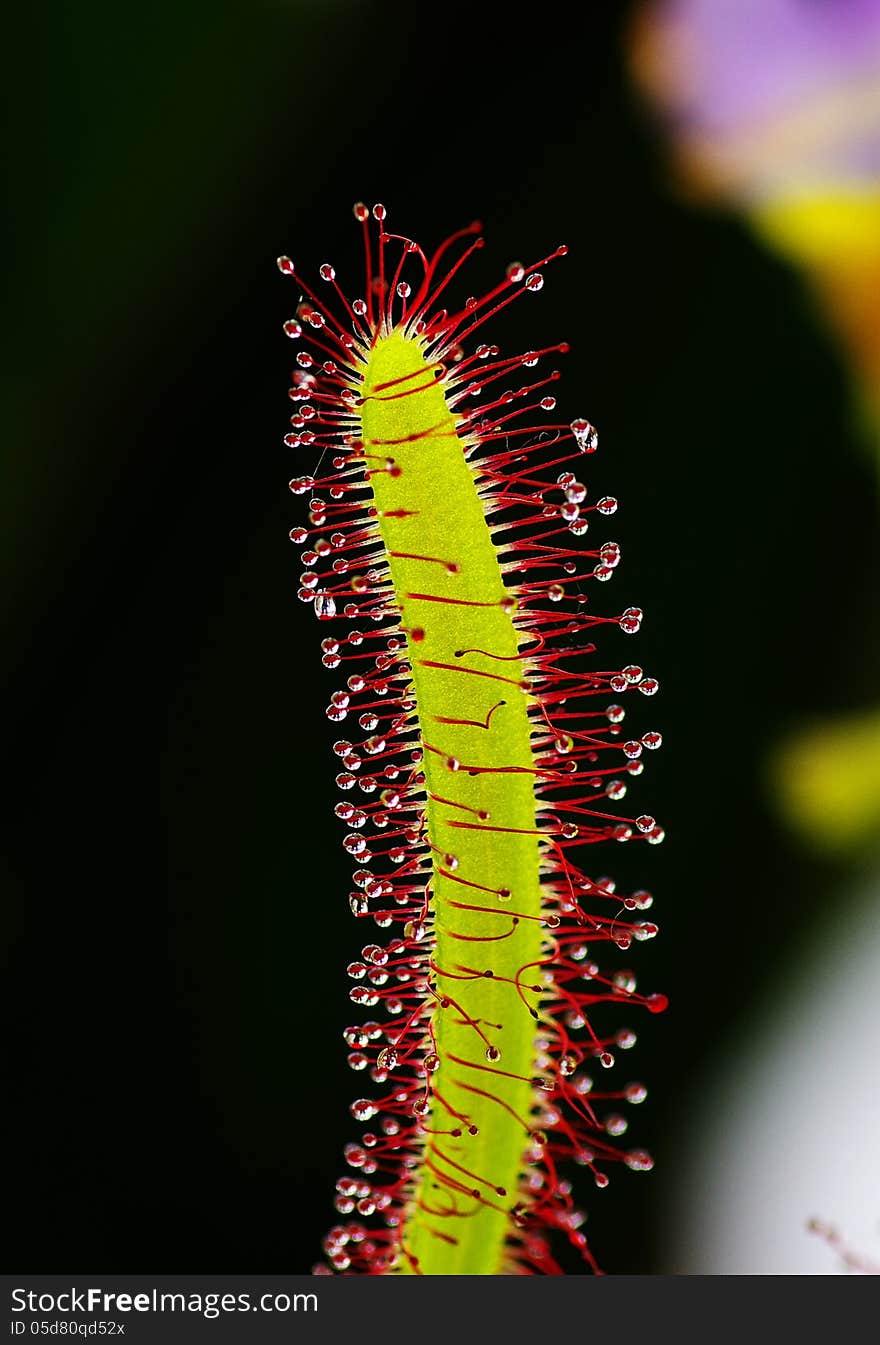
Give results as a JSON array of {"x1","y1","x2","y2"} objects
[{"x1": 636, "y1": 0, "x2": 880, "y2": 197}]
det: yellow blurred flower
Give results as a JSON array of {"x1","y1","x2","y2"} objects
[
  {"x1": 631, "y1": 1, "x2": 880, "y2": 853},
  {"x1": 769, "y1": 710, "x2": 880, "y2": 853}
]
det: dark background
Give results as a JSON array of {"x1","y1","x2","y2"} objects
[{"x1": 5, "y1": 0, "x2": 878, "y2": 1272}]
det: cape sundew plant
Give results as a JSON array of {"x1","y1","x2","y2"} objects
[{"x1": 281, "y1": 205, "x2": 666, "y2": 1276}]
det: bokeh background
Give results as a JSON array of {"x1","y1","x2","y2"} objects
[{"x1": 5, "y1": 0, "x2": 879, "y2": 1273}]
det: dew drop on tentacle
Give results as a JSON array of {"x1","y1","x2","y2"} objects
[{"x1": 571, "y1": 419, "x2": 599, "y2": 453}]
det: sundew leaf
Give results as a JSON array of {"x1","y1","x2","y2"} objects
[{"x1": 281, "y1": 205, "x2": 666, "y2": 1275}]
